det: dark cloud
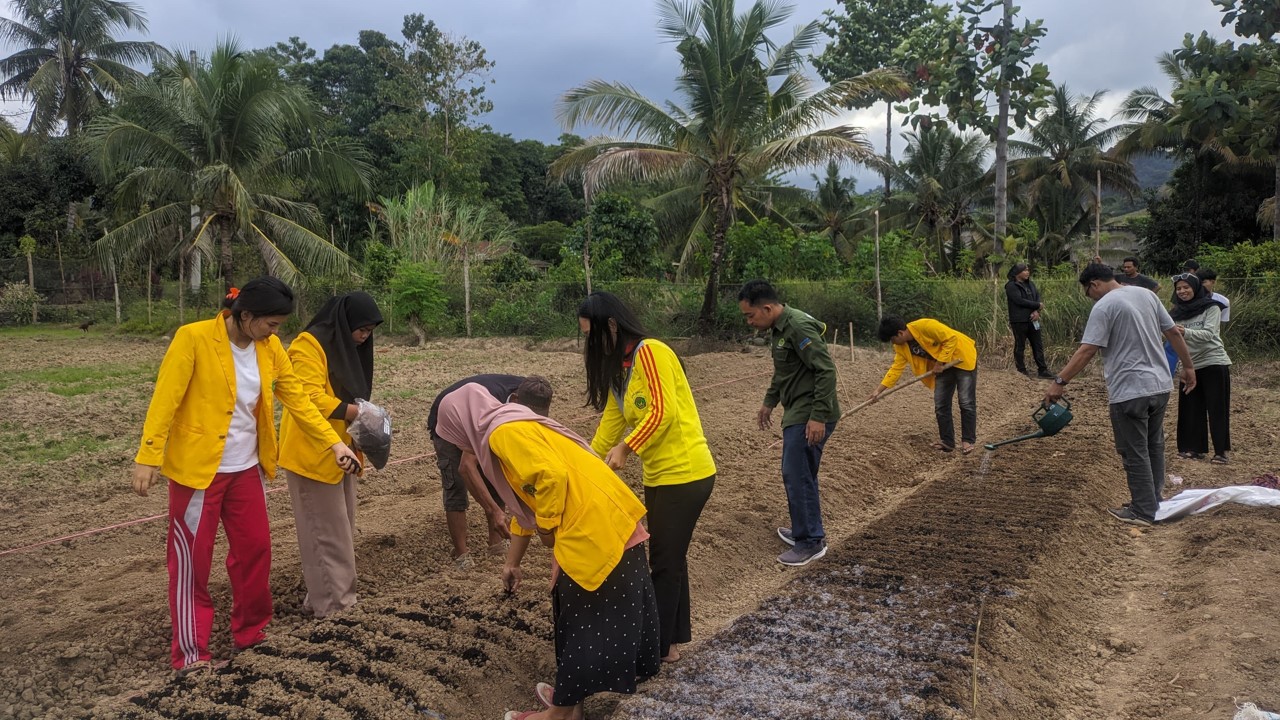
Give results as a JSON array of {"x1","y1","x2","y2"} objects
[{"x1": 0, "y1": 0, "x2": 1242, "y2": 188}]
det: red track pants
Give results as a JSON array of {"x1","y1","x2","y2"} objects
[{"x1": 167, "y1": 467, "x2": 273, "y2": 669}]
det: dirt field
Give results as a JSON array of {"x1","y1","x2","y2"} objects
[{"x1": 1, "y1": 331, "x2": 1278, "y2": 719}]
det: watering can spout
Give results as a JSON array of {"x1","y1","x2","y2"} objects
[{"x1": 983, "y1": 400, "x2": 1073, "y2": 451}]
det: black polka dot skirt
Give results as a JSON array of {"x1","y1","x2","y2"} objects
[{"x1": 550, "y1": 543, "x2": 661, "y2": 706}]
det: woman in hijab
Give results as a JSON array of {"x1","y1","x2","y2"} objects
[
  {"x1": 1004, "y1": 262, "x2": 1051, "y2": 378},
  {"x1": 1168, "y1": 273, "x2": 1232, "y2": 463},
  {"x1": 435, "y1": 384, "x2": 660, "y2": 720},
  {"x1": 279, "y1": 291, "x2": 383, "y2": 617},
  {"x1": 132, "y1": 277, "x2": 360, "y2": 672}
]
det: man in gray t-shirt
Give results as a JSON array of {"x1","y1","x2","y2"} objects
[{"x1": 1044, "y1": 264, "x2": 1196, "y2": 527}]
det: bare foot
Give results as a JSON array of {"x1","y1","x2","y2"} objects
[{"x1": 662, "y1": 646, "x2": 681, "y2": 663}]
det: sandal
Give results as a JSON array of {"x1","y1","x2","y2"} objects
[
  {"x1": 535, "y1": 682, "x2": 554, "y2": 709},
  {"x1": 1210, "y1": 454, "x2": 1229, "y2": 465},
  {"x1": 176, "y1": 659, "x2": 226, "y2": 677},
  {"x1": 504, "y1": 711, "x2": 543, "y2": 720},
  {"x1": 1177, "y1": 451, "x2": 1204, "y2": 460},
  {"x1": 960, "y1": 443, "x2": 975, "y2": 455},
  {"x1": 931, "y1": 441, "x2": 954, "y2": 453}
]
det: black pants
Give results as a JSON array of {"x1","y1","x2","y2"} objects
[
  {"x1": 644, "y1": 475, "x2": 714, "y2": 658},
  {"x1": 1010, "y1": 321, "x2": 1047, "y2": 374},
  {"x1": 1177, "y1": 364, "x2": 1231, "y2": 457}
]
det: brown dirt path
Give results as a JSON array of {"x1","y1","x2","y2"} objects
[{"x1": 2, "y1": 335, "x2": 1279, "y2": 719}]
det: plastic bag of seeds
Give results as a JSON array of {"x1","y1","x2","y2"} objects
[{"x1": 348, "y1": 399, "x2": 392, "y2": 469}]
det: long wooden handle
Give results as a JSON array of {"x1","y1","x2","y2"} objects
[{"x1": 842, "y1": 359, "x2": 960, "y2": 420}]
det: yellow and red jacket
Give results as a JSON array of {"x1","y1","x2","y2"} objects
[
  {"x1": 135, "y1": 312, "x2": 341, "y2": 489},
  {"x1": 880, "y1": 318, "x2": 978, "y2": 390},
  {"x1": 589, "y1": 339, "x2": 716, "y2": 487},
  {"x1": 278, "y1": 331, "x2": 363, "y2": 484},
  {"x1": 491, "y1": 421, "x2": 648, "y2": 591}
]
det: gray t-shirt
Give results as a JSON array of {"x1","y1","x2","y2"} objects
[{"x1": 1081, "y1": 285, "x2": 1175, "y2": 404}]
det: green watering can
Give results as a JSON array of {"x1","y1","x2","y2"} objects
[{"x1": 983, "y1": 399, "x2": 1073, "y2": 451}]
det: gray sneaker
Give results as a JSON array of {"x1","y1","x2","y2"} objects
[
  {"x1": 777, "y1": 544, "x2": 827, "y2": 566},
  {"x1": 777, "y1": 527, "x2": 795, "y2": 546}
]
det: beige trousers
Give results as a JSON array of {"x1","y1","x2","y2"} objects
[{"x1": 285, "y1": 469, "x2": 358, "y2": 618}]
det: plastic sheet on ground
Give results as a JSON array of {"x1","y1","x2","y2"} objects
[
  {"x1": 1155, "y1": 485, "x2": 1280, "y2": 523},
  {"x1": 1234, "y1": 702, "x2": 1280, "y2": 720},
  {"x1": 348, "y1": 399, "x2": 392, "y2": 469}
]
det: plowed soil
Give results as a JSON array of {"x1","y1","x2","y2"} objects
[{"x1": 2, "y1": 333, "x2": 1278, "y2": 720}]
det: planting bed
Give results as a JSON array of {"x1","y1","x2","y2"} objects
[{"x1": 2, "y1": 333, "x2": 1278, "y2": 719}]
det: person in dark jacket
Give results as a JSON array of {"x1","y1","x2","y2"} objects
[{"x1": 1005, "y1": 263, "x2": 1052, "y2": 378}]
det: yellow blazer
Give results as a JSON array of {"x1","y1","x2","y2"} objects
[
  {"x1": 880, "y1": 318, "x2": 978, "y2": 391},
  {"x1": 490, "y1": 421, "x2": 647, "y2": 592},
  {"x1": 278, "y1": 332, "x2": 361, "y2": 484},
  {"x1": 135, "y1": 312, "x2": 342, "y2": 489}
]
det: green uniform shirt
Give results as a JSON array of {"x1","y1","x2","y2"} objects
[{"x1": 763, "y1": 305, "x2": 841, "y2": 428}]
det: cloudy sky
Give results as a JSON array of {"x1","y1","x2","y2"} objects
[{"x1": 2, "y1": 0, "x2": 1241, "y2": 187}]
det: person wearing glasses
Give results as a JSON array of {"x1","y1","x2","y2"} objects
[{"x1": 1044, "y1": 264, "x2": 1195, "y2": 528}]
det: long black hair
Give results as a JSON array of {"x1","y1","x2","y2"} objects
[
  {"x1": 578, "y1": 291, "x2": 649, "y2": 411},
  {"x1": 222, "y1": 276, "x2": 295, "y2": 331}
]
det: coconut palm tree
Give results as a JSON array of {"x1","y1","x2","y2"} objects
[
  {"x1": 88, "y1": 41, "x2": 373, "y2": 289},
  {"x1": 552, "y1": 0, "x2": 905, "y2": 331},
  {"x1": 888, "y1": 125, "x2": 992, "y2": 273},
  {"x1": 1010, "y1": 85, "x2": 1139, "y2": 265},
  {"x1": 798, "y1": 160, "x2": 866, "y2": 261},
  {"x1": 1111, "y1": 50, "x2": 1235, "y2": 162},
  {"x1": 0, "y1": 0, "x2": 164, "y2": 136}
]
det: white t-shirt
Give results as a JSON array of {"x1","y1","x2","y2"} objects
[
  {"x1": 1081, "y1": 285, "x2": 1175, "y2": 404},
  {"x1": 218, "y1": 341, "x2": 262, "y2": 473},
  {"x1": 1212, "y1": 292, "x2": 1231, "y2": 322}
]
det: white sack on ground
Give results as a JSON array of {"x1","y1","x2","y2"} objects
[{"x1": 1156, "y1": 486, "x2": 1280, "y2": 523}]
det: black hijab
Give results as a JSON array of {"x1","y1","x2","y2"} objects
[
  {"x1": 303, "y1": 291, "x2": 383, "y2": 402},
  {"x1": 1168, "y1": 274, "x2": 1225, "y2": 322}
]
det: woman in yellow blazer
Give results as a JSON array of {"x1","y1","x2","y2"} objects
[
  {"x1": 279, "y1": 291, "x2": 383, "y2": 618},
  {"x1": 869, "y1": 315, "x2": 980, "y2": 453},
  {"x1": 578, "y1": 291, "x2": 715, "y2": 665},
  {"x1": 131, "y1": 277, "x2": 359, "y2": 672},
  {"x1": 435, "y1": 383, "x2": 660, "y2": 720}
]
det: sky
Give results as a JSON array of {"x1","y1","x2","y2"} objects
[{"x1": 0, "y1": 0, "x2": 1242, "y2": 188}]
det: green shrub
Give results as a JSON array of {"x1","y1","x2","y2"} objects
[
  {"x1": 0, "y1": 281, "x2": 43, "y2": 324},
  {"x1": 389, "y1": 263, "x2": 449, "y2": 339}
]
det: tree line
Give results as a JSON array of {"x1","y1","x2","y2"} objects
[{"x1": 0, "y1": 0, "x2": 1276, "y2": 335}]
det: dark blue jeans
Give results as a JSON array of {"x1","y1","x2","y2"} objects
[
  {"x1": 780, "y1": 421, "x2": 836, "y2": 551},
  {"x1": 1109, "y1": 392, "x2": 1169, "y2": 522}
]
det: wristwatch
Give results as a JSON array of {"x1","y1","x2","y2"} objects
[{"x1": 1053, "y1": 376, "x2": 1069, "y2": 386}]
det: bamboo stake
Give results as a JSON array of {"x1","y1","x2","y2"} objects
[
  {"x1": 972, "y1": 596, "x2": 986, "y2": 718},
  {"x1": 848, "y1": 322, "x2": 854, "y2": 363}
]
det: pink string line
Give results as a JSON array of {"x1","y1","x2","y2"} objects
[{"x1": 0, "y1": 370, "x2": 772, "y2": 558}]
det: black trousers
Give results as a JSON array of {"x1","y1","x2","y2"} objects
[
  {"x1": 644, "y1": 475, "x2": 714, "y2": 658},
  {"x1": 1177, "y1": 364, "x2": 1231, "y2": 456},
  {"x1": 1010, "y1": 321, "x2": 1048, "y2": 374}
]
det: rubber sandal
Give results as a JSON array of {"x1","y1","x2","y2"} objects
[
  {"x1": 1211, "y1": 455, "x2": 1229, "y2": 465},
  {"x1": 175, "y1": 660, "x2": 213, "y2": 677},
  {"x1": 535, "y1": 681, "x2": 554, "y2": 708},
  {"x1": 960, "y1": 443, "x2": 975, "y2": 455},
  {"x1": 504, "y1": 711, "x2": 542, "y2": 720},
  {"x1": 931, "y1": 442, "x2": 954, "y2": 453}
]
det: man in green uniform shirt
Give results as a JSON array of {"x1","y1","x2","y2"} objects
[{"x1": 738, "y1": 279, "x2": 841, "y2": 566}]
